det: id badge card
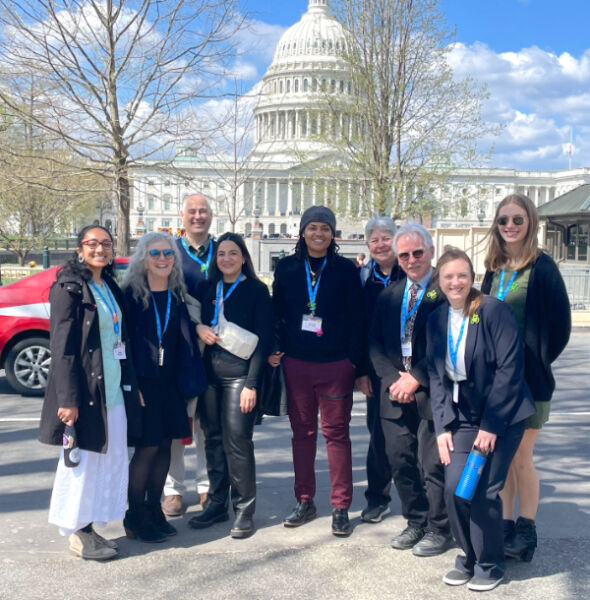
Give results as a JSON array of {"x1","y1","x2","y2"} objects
[
  {"x1": 301, "y1": 314, "x2": 323, "y2": 336},
  {"x1": 401, "y1": 341, "x2": 412, "y2": 357},
  {"x1": 113, "y1": 342, "x2": 126, "y2": 360}
]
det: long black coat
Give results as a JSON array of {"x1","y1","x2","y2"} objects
[
  {"x1": 369, "y1": 277, "x2": 443, "y2": 420},
  {"x1": 39, "y1": 270, "x2": 142, "y2": 452},
  {"x1": 481, "y1": 252, "x2": 570, "y2": 404},
  {"x1": 427, "y1": 296, "x2": 536, "y2": 437}
]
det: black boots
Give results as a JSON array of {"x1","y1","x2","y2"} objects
[
  {"x1": 503, "y1": 519, "x2": 516, "y2": 544},
  {"x1": 124, "y1": 504, "x2": 166, "y2": 543},
  {"x1": 505, "y1": 517, "x2": 537, "y2": 562}
]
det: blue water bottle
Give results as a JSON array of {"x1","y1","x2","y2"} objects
[{"x1": 455, "y1": 445, "x2": 489, "y2": 501}]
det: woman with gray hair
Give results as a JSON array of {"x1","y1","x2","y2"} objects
[
  {"x1": 121, "y1": 232, "x2": 207, "y2": 542},
  {"x1": 358, "y1": 217, "x2": 405, "y2": 524}
]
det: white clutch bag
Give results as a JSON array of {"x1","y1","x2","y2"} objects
[{"x1": 216, "y1": 303, "x2": 259, "y2": 360}]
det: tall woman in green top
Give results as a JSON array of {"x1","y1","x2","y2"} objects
[{"x1": 481, "y1": 193, "x2": 570, "y2": 562}]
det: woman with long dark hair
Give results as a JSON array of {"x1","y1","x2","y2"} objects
[
  {"x1": 270, "y1": 206, "x2": 364, "y2": 537},
  {"x1": 481, "y1": 193, "x2": 570, "y2": 561},
  {"x1": 122, "y1": 232, "x2": 207, "y2": 542},
  {"x1": 187, "y1": 232, "x2": 272, "y2": 538},
  {"x1": 39, "y1": 225, "x2": 141, "y2": 560},
  {"x1": 427, "y1": 248, "x2": 535, "y2": 591}
]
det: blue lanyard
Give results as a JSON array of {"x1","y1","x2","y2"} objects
[
  {"x1": 211, "y1": 275, "x2": 244, "y2": 326},
  {"x1": 89, "y1": 280, "x2": 120, "y2": 337},
  {"x1": 181, "y1": 237, "x2": 213, "y2": 278},
  {"x1": 305, "y1": 256, "x2": 327, "y2": 314},
  {"x1": 151, "y1": 291, "x2": 171, "y2": 346},
  {"x1": 447, "y1": 306, "x2": 467, "y2": 376},
  {"x1": 496, "y1": 269, "x2": 518, "y2": 301},
  {"x1": 400, "y1": 282, "x2": 425, "y2": 339},
  {"x1": 372, "y1": 260, "x2": 391, "y2": 288}
]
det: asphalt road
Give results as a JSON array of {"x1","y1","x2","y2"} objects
[{"x1": 0, "y1": 333, "x2": 589, "y2": 600}]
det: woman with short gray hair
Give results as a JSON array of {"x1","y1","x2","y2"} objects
[{"x1": 358, "y1": 216, "x2": 405, "y2": 523}]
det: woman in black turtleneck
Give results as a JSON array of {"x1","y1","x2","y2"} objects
[{"x1": 270, "y1": 206, "x2": 363, "y2": 537}]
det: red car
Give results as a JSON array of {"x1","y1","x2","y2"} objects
[{"x1": 0, "y1": 258, "x2": 129, "y2": 395}]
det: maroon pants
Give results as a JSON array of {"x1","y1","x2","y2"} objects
[{"x1": 282, "y1": 357, "x2": 355, "y2": 509}]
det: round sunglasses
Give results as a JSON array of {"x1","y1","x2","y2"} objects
[
  {"x1": 148, "y1": 248, "x2": 175, "y2": 258},
  {"x1": 497, "y1": 215, "x2": 525, "y2": 226}
]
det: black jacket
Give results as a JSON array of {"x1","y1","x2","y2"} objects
[
  {"x1": 427, "y1": 296, "x2": 536, "y2": 437},
  {"x1": 369, "y1": 277, "x2": 443, "y2": 420},
  {"x1": 124, "y1": 287, "x2": 208, "y2": 400},
  {"x1": 481, "y1": 252, "x2": 570, "y2": 403},
  {"x1": 272, "y1": 254, "x2": 364, "y2": 370},
  {"x1": 39, "y1": 270, "x2": 141, "y2": 452}
]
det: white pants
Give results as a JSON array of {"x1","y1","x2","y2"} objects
[{"x1": 164, "y1": 397, "x2": 209, "y2": 496}]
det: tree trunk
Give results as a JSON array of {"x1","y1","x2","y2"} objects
[{"x1": 116, "y1": 170, "x2": 131, "y2": 256}]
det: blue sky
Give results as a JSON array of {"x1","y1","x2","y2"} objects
[{"x1": 236, "y1": 0, "x2": 590, "y2": 171}]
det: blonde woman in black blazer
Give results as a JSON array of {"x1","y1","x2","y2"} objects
[{"x1": 427, "y1": 248, "x2": 535, "y2": 592}]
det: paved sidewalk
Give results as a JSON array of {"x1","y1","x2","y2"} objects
[{"x1": 0, "y1": 334, "x2": 589, "y2": 600}]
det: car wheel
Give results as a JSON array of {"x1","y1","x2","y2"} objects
[{"x1": 4, "y1": 337, "x2": 51, "y2": 396}]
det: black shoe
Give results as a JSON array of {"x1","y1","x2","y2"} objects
[
  {"x1": 331, "y1": 508, "x2": 351, "y2": 537},
  {"x1": 503, "y1": 519, "x2": 516, "y2": 545},
  {"x1": 390, "y1": 526, "x2": 425, "y2": 550},
  {"x1": 505, "y1": 517, "x2": 537, "y2": 561},
  {"x1": 123, "y1": 507, "x2": 166, "y2": 543},
  {"x1": 231, "y1": 513, "x2": 254, "y2": 539},
  {"x1": 146, "y1": 503, "x2": 177, "y2": 537},
  {"x1": 188, "y1": 503, "x2": 229, "y2": 529},
  {"x1": 360, "y1": 504, "x2": 391, "y2": 523},
  {"x1": 412, "y1": 531, "x2": 453, "y2": 557},
  {"x1": 283, "y1": 501, "x2": 317, "y2": 528}
]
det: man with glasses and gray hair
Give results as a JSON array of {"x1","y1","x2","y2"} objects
[{"x1": 369, "y1": 223, "x2": 452, "y2": 557}]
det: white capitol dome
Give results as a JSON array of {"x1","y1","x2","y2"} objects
[{"x1": 252, "y1": 0, "x2": 354, "y2": 163}]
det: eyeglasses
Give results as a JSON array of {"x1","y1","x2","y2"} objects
[
  {"x1": 148, "y1": 249, "x2": 175, "y2": 259},
  {"x1": 397, "y1": 249, "x2": 425, "y2": 261},
  {"x1": 497, "y1": 215, "x2": 525, "y2": 226},
  {"x1": 81, "y1": 239, "x2": 113, "y2": 249}
]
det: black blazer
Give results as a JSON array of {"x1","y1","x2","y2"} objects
[
  {"x1": 369, "y1": 277, "x2": 444, "y2": 420},
  {"x1": 39, "y1": 270, "x2": 141, "y2": 452},
  {"x1": 427, "y1": 296, "x2": 536, "y2": 437},
  {"x1": 481, "y1": 252, "x2": 570, "y2": 403}
]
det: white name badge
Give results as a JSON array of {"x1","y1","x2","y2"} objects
[
  {"x1": 113, "y1": 342, "x2": 126, "y2": 360},
  {"x1": 401, "y1": 341, "x2": 412, "y2": 357},
  {"x1": 301, "y1": 314, "x2": 323, "y2": 335}
]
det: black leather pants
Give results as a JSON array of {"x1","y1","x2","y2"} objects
[{"x1": 199, "y1": 351, "x2": 256, "y2": 517}]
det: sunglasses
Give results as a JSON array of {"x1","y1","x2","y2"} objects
[
  {"x1": 397, "y1": 249, "x2": 425, "y2": 261},
  {"x1": 497, "y1": 215, "x2": 525, "y2": 226},
  {"x1": 81, "y1": 239, "x2": 113, "y2": 249},
  {"x1": 148, "y1": 249, "x2": 175, "y2": 259}
]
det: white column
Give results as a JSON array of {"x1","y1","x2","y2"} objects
[
  {"x1": 287, "y1": 179, "x2": 294, "y2": 215},
  {"x1": 276, "y1": 179, "x2": 281, "y2": 215},
  {"x1": 300, "y1": 180, "x2": 305, "y2": 212},
  {"x1": 312, "y1": 180, "x2": 317, "y2": 206},
  {"x1": 263, "y1": 180, "x2": 270, "y2": 216}
]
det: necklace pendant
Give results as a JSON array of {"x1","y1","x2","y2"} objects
[{"x1": 200, "y1": 264, "x2": 207, "y2": 273}]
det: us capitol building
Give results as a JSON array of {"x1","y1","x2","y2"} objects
[{"x1": 128, "y1": 0, "x2": 590, "y2": 240}]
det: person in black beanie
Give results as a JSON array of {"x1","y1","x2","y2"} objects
[{"x1": 269, "y1": 206, "x2": 364, "y2": 537}]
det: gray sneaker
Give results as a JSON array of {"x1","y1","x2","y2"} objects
[
  {"x1": 361, "y1": 505, "x2": 391, "y2": 523},
  {"x1": 442, "y1": 569, "x2": 471, "y2": 586},
  {"x1": 467, "y1": 575, "x2": 504, "y2": 591},
  {"x1": 69, "y1": 530, "x2": 117, "y2": 560}
]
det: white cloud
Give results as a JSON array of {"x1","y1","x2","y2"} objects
[{"x1": 449, "y1": 42, "x2": 590, "y2": 169}]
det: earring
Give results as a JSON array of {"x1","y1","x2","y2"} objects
[
  {"x1": 77, "y1": 254, "x2": 84, "y2": 264},
  {"x1": 109, "y1": 257, "x2": 114, "y2": 265}
]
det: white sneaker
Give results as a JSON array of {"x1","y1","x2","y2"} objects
[{"x1": 466, "y1": 575, "x2": 504, "y2": 591}]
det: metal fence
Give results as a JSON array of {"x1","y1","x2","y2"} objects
[{"x1": 560, "y1": 268, "x2": 590, "y2": 311}]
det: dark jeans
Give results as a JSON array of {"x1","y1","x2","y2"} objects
[
  {"x1": 444, "y1": 419, "x2": 525, "y2": 581},
  {"x1": 382, "y1": 404, "x2": 448, "y2": 533},
  {"x1": 283, "y1": 356, "x2": 355, "y2": 509},
  {"x1": 199, "y1": 350, "x2": 256, "y2": 517},
  {"x1": 364, "y1": 371, "x2": 392, "y2": 507}
]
